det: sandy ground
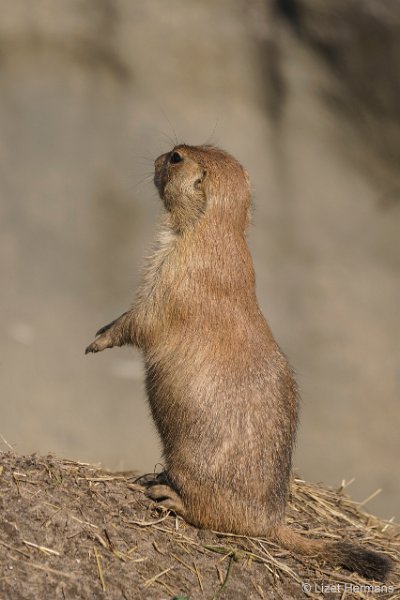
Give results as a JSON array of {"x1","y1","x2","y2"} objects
[{"x1": 0, "y1": 452, "x2": 399, "y2": 599}]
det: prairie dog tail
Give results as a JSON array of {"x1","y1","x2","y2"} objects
[{"x1": 274, "y1": 525, "x2": 392, "y2": 581}]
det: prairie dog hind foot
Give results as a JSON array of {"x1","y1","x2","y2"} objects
[{"x1": 140, "y1": 472, "x2": 186, "y2": 517}]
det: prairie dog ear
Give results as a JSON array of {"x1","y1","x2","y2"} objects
[{"x1": 194, "y1": 170, "x2": 207, "y2": 191}]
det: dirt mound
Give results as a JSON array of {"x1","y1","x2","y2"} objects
[{"x1": 0, "y1": 453, "x2": 398, "y2": 599}]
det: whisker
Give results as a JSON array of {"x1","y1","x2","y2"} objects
[{"x1": 204, "y1": 118, "x2": 220, "y2": 146}]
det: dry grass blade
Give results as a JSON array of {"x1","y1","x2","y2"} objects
[
  {"x1": 22, "y1": 540, "x2": 60, "y2": 556},
  {"x1": 41, "y1": 506, "x2": 62, "y2": 527},
  {"x1": 212, "y1": 554, "x2": 234, "y2": 599},
  {"x1": 193, "y1": 560, "x2": 204, "y2": 592},
  {"x1": 142, "y1": 566, "x2": 173, "y2": 589},
  {"x1": 94, "y1": 533, "x2": 109, "y2": 551},
  {"x1": 0, "y1": 539, "x2": 30, "y2": 559},
  {"x1": 93, "y1": 545, "x2": 106, "y2": 592},
  {"x1": 70, "y1": 515, "x2": 98, "y2": 529},
  {"x1": 23, "y1": 561, "x2": 75, "y2": 579},
  {"x1": 170, "y1": 553, "x2": 197, "y2": 575},
  {"x1": 358, "y1": 488, "x2": 382, "y2": 508},
  {"x1": 0, "y1": 434, "x2": 14, "y2": 451},
  {"x1": 128, "y1": 515, "x2": 170, "y2": 527},
  {"x1": 78, "y1": 476, "x2": 127, "y2": 482}
]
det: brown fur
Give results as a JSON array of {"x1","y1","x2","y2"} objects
[{"x1": 86, "y1": 144, "x2": 391, "y2": 580}]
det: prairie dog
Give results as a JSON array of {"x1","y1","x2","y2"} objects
[{"x1": 86, "y1": 144, "x2": 391, "y2": 580}]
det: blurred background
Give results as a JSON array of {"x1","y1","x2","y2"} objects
[{"x1": 1, "y1": 0, "x2": 399, "y2": 519}]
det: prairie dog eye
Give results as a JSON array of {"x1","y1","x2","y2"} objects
[{"x1": 170, "y1": 151, "x2": 183, "y2": 164}]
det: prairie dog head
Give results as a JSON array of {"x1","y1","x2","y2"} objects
[{"x1": 154, "y1": 144, "x2": 251, "y2": 233}]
